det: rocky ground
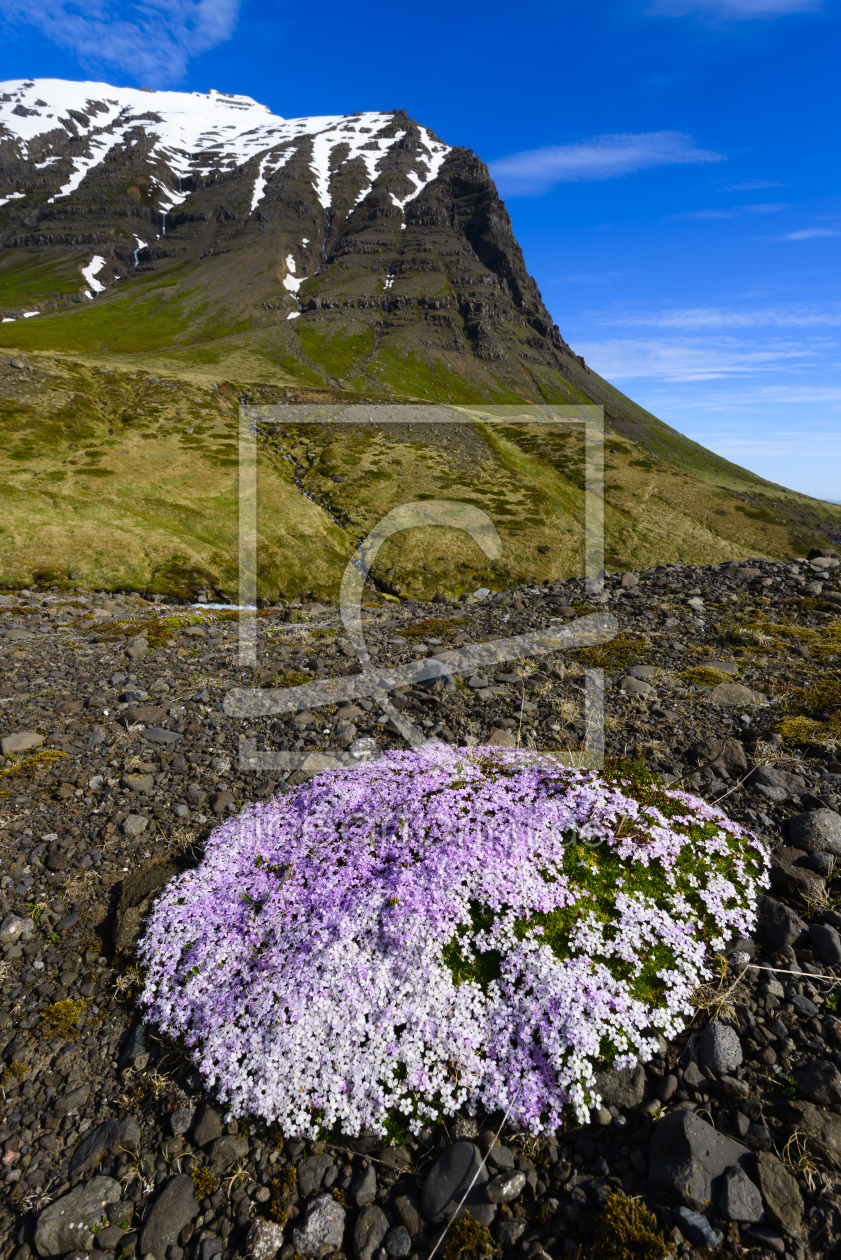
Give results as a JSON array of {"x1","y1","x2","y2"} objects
[{"x1": 1, "y1": 549, "x2": 841, "y2": 1260}]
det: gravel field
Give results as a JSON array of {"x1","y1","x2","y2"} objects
[{"x1": 2, "y1": 550, "x2": 841, "y2": 1260}]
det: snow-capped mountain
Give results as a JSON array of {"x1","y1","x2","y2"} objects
[
  {"x1": 0, "y1": 78, "x2": 450, "y2": 214},
  {"x1": 0, "y1": 77, "x2": 585, "y2": 404}
]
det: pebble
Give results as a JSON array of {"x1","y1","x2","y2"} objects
[
  {"x1": 292, "y1": 1194, "x2": 345, "y2": 1257},
  {"x1": 697, "y1": 1020, "x2": 743, "y2": 1074},
  {"x1": 421, "y1": 1142, "x2": 493, "y2": 1226},
  {"x1": 674, "y1": 1206, "x2": 723, "y2": 1249},
  {"x1": 354, "y1": 1205, "x2": 388, "y2": 1260},
  {"x1": 485, "y1": 1170, "x2": 526, "y2": 1203}
]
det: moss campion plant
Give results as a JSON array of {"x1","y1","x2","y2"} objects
[{"x1": 140, "y1": 747, "x2": 768, "y2": 1137}]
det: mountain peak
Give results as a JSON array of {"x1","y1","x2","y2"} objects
[{"x1": 0, "y1": 78, "x2": 449, "y2": 215}]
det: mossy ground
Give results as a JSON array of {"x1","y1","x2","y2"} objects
[
  {"x1": 679, "y1": 666, "x2": 737, "y2": 686},
  {"x1": 38, "y1": 998, "x2": 87, "y2": 1040},
  {"x1": 570, "y1": 634, "x2": 649, "y2": 672},
  {"x1": 591, "y1": 1191, "x2": 667, "y2": 1260},
  {"x1": 778, "y1": 670, "x2": 841, "y2": 749},
  {"x1": 443, "y1": 1211, "x2": 493, "y2": 1260}
]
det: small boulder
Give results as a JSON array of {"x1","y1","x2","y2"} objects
[
  {"x1": 485, "y1": 1171, "x2": 526, "y2": 1204},
  {"x1": 689, "y1": 737, "x2": 748, "y2": 775},
  {"x1": 786, "y1": 1101, "x2": 841, "y2": 1169},
  {"x1": 619, "y1": 676, "x2": 652, "y2": 696},
  {"x1": 697, "y1": 1021, "x2": 743, "y2": 1075},
  {"x1": 648, "y1": 1110, "x2": 752, "y2": 1212},
  {"x1": 793, "y1": 1060, "x2": 841, "y2": 1107},
  {"x1": 350, "y1": 1164, "x2": 377, "y2": 1207},
  {"x1": 1, "y1": 730, "x2": 44, "y2": 756},
  {"x1": 593, "y1": 1063, "x2": 646, "y2": 1110},
  {"x1": 298, "y1": 1153, "x2": 336, "y2": 1197},
  {"x1": 118, "y1": 1023, "x2": 150, "y2": 1072},
  {"x1": 788, "y1": 809, "x2": 841, "y2": 857},
  {"x1": 422, "y1": 1142, "x2": 494, "y2": 1227},
  {"x1": 292, "y1": 1193, "x2": 346, "y2": 1258},
  {"x1": 208, "y1": 1133, "x2": 249, "y2": 1168},
  {"x1": 755, "y1": 894, "x2": 807, "y2": 954},
  {"x1": 69, "y1": 1116, "x2": 141, "y2": 1180},
  {"x1": 121, "y1": 813, "x2": 148, "y2": 837},
  {"x1": 709, "y1": 683, "x2": 765, "y2": 707},
  {"x1": 247, "y1": 1218, "x2": 287, "y2": 1260},
  {"x1": 121, "y1": 772, "x2": 155, "y2": 794},
  {"x1": 54, "y1": 1084, "x2": 90, "y2": 1116},
  {"x1": 192, "y1": 1100, "x2": 225, "y2": 1147},
  {"x1": 35, "y1": 1176, "x2": 121, "y2": 1256},
  {"x1": 756, "y1": 1151, "x2": 804, "y2": 1235},
  {"x1": 674, "y1": 1206, "x2": 722, "y2": 1249},
  {"x1": 139, "y1": 1174, "x2": 199, "y2": 1259},
  {"x1": 810, "y1": 922, "x2": 841, "y2": 965},
  {"x1": 354, "y1": 1204, "x2": 389, "y2": 1260},
  {"x1": 719, "y1": 1166, "x2": 763, "y2": 1224},
  {"x1": 210, "y1": 789, "x2": 236, "y2": 814},
  {"x1": 0, "y1": 913, "x2": 32, "y2": 948}
]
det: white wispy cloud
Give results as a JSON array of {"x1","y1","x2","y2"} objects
[
  {"x1": 776, "y1": 227, "x2": 841, "y2": 241},
  {"x1": 650, "y1": 0, "x2": 823, "y2": 18},
  {"x1": 677, "y1": 385, "x2": 841, "y2": 407},
  {"x1": 574, "y1": 335, "x2": 827, "y2": 381},
  {"x1": 0, "y1": 0, "x2": 240, "y2": 84},
  {"x1": 673, "y1": 201, "x2": 790, "y2": 220},
  {"x1": 591, "y1": 304, "x2": 841, "y2": 328},
  {"x1": 489, "y1": 131, "x2": 724, "y2": 196}
]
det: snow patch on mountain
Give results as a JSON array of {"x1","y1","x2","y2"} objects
[
  {"x1": 81, "y1": 255, "x2": 106, "y2": 296},
  {"x1": 0, "y1": 79, "x2": 451, "y2": 216}
]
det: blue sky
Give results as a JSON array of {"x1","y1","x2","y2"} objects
[{"x1": 1, "y1": 0, "x2": 839, "y2": 501}]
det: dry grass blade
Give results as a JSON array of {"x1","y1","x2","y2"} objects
[
  {"x1": 112, "y1": 962, "x2": 144, "y2": 1003},
  {"x1": 802, "y1": 884, "x2": 841, "y2": 921},
  {"x1": 21, "y1": 1177, "x2": 58, "y2": 1213},
  {"x1": 691, "y1": 954, "x2": 746, "y2": 1023},
  {"x1": 779, "y1": 1131, "x2": 820, "y2": 1193}
]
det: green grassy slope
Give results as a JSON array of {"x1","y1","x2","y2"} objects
[{"x1": 0, "y1": 351, "x2": 838, "y2": 599}]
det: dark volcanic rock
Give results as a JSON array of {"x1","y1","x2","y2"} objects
[
  {"x1": 648, "y1": 1110, "x2": 754, "y2": 1212},
  {"x1": 139, "y1": 1174, "x2": 199, "y2": 1259},
  {"x1": 35, "y1": 1177, "x2": 121, "y2": 1256},
  {"x1": 793, "y1": 1060, "x2": 841, "y2": 1107},
  {"x1": 69, "y1": 1116, "x2": 141, "y2": 1179},
  {"x1": 755, "y1": 1151, "x2": 804, "y2": 1235},
  {"x1": 755, "y1": 893, "x2": 808, "y2": 953},
  {"x1": 422, "y1": 1142, "x2": 494, "y2": 1227}
]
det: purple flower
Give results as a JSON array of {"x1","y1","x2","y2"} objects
[{"x1": 139, "y1": 746, "x2": 768, "y2": 1135}]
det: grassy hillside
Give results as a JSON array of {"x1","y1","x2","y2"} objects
[{"x1": 1, "y1": 351, "x2": 838, "y2": 600}]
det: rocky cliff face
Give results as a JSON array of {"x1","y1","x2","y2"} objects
[{"x1": 0, "y1": 78, "x2": 599, "y2": 405}]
